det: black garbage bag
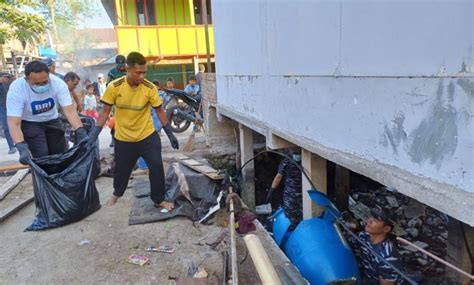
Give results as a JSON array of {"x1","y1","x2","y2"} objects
[{"x1": 25, "y1": 140, "x2": 101, "y2": 231}]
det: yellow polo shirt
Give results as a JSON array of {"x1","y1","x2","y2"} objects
[{"x1": 101, "y1": 77, "x2": 161, "y2": 142}]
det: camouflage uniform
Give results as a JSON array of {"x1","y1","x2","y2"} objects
[
  {"x1": 106, "y1": 68, "x2": 126, "y2": 85},
  {"x1": 348, "y1": 232, "x2": 400, "y2": 284}
]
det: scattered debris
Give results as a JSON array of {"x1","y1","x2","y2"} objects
[
  {"x1": 147, "y1": 245, "x2": 175, "y2": 254},
  {"x1": 128, "y1": 255, "x2": 150, "y2": 266},
  {"x1": 78, "y1": 239, "x2": 91, "y2": 246},
  {"x1": 193, "y1": 269, "x2": 208, "y2": 278}
]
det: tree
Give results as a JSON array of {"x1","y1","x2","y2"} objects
[
  {"x1": 39, "y1": 0, "x2": 98, "y2": 44},
  {"x1": 0, "y1": 0, "x2": 47, "y2": 68}
]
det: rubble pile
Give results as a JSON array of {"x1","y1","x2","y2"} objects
[{"x1": 349, "y1": 186, "x2": 448, "y2": 281}]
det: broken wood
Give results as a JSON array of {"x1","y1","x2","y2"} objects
[
  {"x1": 0, "y1": 163, "x2": 29, "y2": 172},
  {"x1": 0, "y1": 194, "x2": 34, "y2": 222},
  {"x1": 0, "y1": 169, "x2": 29, "y2": 200},
  {"x1": 179, "y1": 155, "x2": 223, "y2": 180}
]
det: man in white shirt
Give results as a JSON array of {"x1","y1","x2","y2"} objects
[
  {"x1": 97, "y1": 73, "x2": 106, "y2": 98},
  {"x1": 7, "y1": 61, "x2": 88, "y2": 164}
]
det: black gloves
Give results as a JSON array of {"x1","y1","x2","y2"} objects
[
  {"x1": 15, "y1": 142, "x2": 31, "y2": 165},
  {"x1": 88, "y1": 126, "x2": 103, "y2": 145},
  {"x1": 265, "y1": 187, "x2": 276, "y2": 204},
  {"x1": 75, "y1": 127, "x2": 89, "y2": 144},
  {"x1": 163, "y1": 124, "x2": 179, "y2": 150}
]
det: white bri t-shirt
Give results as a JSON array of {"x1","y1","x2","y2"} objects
[{"x1": 7, "y1": 74, "x2": 72, "y2": 122}]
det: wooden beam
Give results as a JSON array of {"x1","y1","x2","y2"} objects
[
  {"x1": 447, "y1": 220, "x2": 474, "y2": 284},
  {"x1": 229, "y1": 186, "x2": 238, "y2": 285},
  {"x1": 0, "y1": 169, "x2": 29, "y2": 200},
  {"x1": 0, "y1": 194, "x2": 34, "y2": 223},
  {"x1": 302, "y1": 149, "x2": 327, "y2": 219},
  {"x1": 0, "y1": 163, "x2": 29, "y2": 172},
  {"x1": 239, "y1": 124, "x2": 255, "y2": 211}
]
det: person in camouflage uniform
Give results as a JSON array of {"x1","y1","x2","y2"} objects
[
  {"x1": 106, "y1": 55, "x2": 127, "y2": 85},
  {"x1": 347, "y1": 206, "x2": 400, "y2": 285},
  {"x1": 267, "y1": 149, "x2": 303, "y2": 227}
]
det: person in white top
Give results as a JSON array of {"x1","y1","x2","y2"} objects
[
  {"x1": 97, "y1": 73, "x2": 106, "y2": 98},
  {"x1": 7, "y1": 61, "x2": 88, "y2": 165}
]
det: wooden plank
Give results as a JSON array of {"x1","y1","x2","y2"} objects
[
  {"x1": 228, "y1": 186, "x2": 238, "y2": 285},
  {"x1": 193, "y1": 164, "x2": 216, "y2": 173},
  {"x1": 0, "y1": 194, "x2": 34, "y2": 223},
  {"x1": 180, "y1": 160, "x2": 223, "y2": 180},
  {"x1": 0, "y1": 163, "x2": 29, "y2": 172},
  {"x1": 0, "y1": 169, "x2": 29, "y2": 200},
  {"x1": 176, "y1": 154, "x2": 190, "y2": 160},
  {"x1": 183, "y1": 159, "x2": 203, "y2": 167}
]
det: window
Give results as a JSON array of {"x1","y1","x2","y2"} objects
[{"x1": 136, "y1": 0, "x2": 156, "y2": 25}]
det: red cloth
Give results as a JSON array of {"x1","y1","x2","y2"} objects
[{"x1": 83, "y1": 109, "x2": 98, "y2": 120}]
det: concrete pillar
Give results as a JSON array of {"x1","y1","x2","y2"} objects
[
  {"x1": 334, "y1": 165, "x2": 350, "y2": 212},
  {"x1": 447, "y1": 219, "x2": 474, "y2": 284},
  {"x1": 301, "y1": 149, "x2": 327, "y2": 219},
  {"x1": 239, "y1": 124, "x2": 256, "y2": 210}
]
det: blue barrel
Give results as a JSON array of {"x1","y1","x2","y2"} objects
[{"x1": 273, "y1": 190, "x2": 361, "y2": 284}]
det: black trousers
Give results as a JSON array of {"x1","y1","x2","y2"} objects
[
  {"x1": 113, "y1": 132, "x2": 166, "y2": 204},
  {"x1": 21, "y1": 118, "x2": 67, "y2": 158}
]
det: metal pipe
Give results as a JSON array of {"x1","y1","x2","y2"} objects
[
  {"x1": 244, "y1": 234, "x2": 282, "y2": 285},
  {"x1": 397, "y1": 237, "x2": 474, "y2": 280}
]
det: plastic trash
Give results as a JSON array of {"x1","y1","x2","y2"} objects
[
  {"x1": 25, "y1": 137, "x2": 101, "y2": 231},
  {"x1": 79, "y1": 239, "x2": 91, "y2": 246},
  {"x1": 128, "y1": 255, "x2": 149, "y2": 266}
]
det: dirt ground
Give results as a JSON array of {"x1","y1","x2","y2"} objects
[{"x1": 0, "y1": 171, "x2": 294, "y2": 284}]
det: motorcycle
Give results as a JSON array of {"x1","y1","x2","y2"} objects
[{"x1": 163, "y1": 88, "x2": 202, "y2": 133}]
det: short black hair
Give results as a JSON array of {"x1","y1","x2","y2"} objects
[
  {"x1": 189, "y1": 75, "x2": 197, "y2": 81},
  {"x1": 64, "y1": 72, "x2": 80, "y2": 82},
  {"x1": 166, "y1": 77, "x2": 174, "y2": 83},
  {"x1": 152, "y1": 79, "x2": 160, "y2": 86},
  {"x1": 25, "y1": 61, "x2": 49, "y2": 76},
  {"x1": 126, "y1": 52, "x2": 146, "y2": 67},
  {"x1": 86, "y1": 84, "x2": 95, "y2": 90}
]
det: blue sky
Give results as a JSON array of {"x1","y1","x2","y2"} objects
[{"x1": 78, "y1": 3, "x2": 113, "y2": 29}]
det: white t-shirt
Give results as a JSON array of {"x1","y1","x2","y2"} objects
[
  {"x1": 7, "y1": 74, "x2": 72, "y2": 122},
  {"x1": 84, "y1": 94, "x2": 97, "y2": 110}
]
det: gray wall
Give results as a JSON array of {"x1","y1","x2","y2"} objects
[{"x1": 212, "y1": 0, "x2": 474, "y2": 225}]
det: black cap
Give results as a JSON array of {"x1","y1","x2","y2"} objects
[
  {"x1": 115, "y1": 55, "x2": 126, "y2": 66},
  {"x1": 370, "y1": 206, "x2": 395, "y2": 227}
]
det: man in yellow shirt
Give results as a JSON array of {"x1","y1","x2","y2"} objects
[{"x1": 89, "y1": 52, "x2": 179, "y2": 211}]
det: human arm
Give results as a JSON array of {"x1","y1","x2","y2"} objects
[
  {"x1": 155, "y1": 105, "x2": 179, "y2": 149},
  {"x1": 72, "y1": 92, "x2": 83, "y2": 112},
  {"x1": 266, "y1": 173, "x2": 284, "y2": 203},
  {"x1": 62, "y1": 105, "x2": 83, "y2": 130},
  {"x1": 97, "y1": 103, "x2": 112, "y2": 128},
  {"x1": 7, "y1": 116, "x2": 24, "y2": 144},
  {"x1": 150, "y1": 87, "x2": 178, "y2": 149}
]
